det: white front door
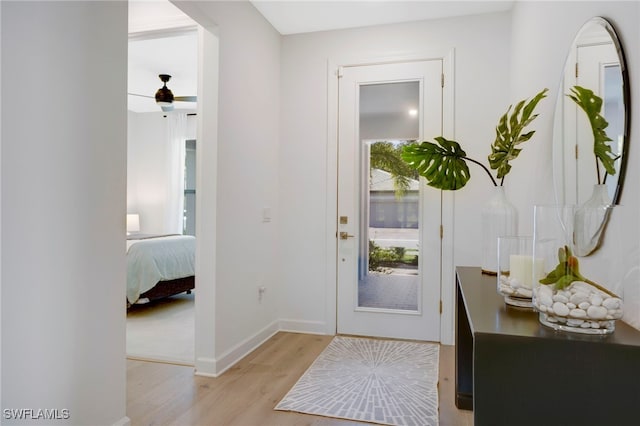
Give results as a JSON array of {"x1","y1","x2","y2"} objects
[{"x1": 337, "y1": 60, "x2": 442, "y2": 341}]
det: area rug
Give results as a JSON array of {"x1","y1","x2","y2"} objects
[
  {"x1": 126, "y1": 292, "x2": 194, "y2": 366},
  {"x1": 275, "y1": 336, "x2": 439, "y2": 426}
]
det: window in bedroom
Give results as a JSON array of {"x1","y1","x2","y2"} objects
[{"x1": 183, "y1": 139, "x2": 196, "y2": 235}]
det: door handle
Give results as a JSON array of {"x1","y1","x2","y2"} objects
[{"x1": 339, "y1": 231, "x2": 355, "y2": 240}]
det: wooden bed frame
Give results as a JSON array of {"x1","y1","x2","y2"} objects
[{"x1": 136, "y1": 276, "x2": 195, "y2": 303}]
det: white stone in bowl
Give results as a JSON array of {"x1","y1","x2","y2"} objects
[{"x1": 587, "y1": 305, "x2": 607, "y2": 320}]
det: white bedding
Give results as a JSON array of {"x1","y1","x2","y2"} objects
[{"x1": 126, "y1": 235, "x2": 195, "y2": 304}]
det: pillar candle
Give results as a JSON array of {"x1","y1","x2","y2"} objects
[{"x1": 510, "y1": 255, "x2": 544, "y2": 289}]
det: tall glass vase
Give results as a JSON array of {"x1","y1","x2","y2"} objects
[{"x1": 481, "y1": 186, "x2": 518, "y2": 274}]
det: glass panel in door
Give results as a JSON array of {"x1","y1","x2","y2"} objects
[{"x1": 358, "y1": 82, "x2": 420, "y2": 312}]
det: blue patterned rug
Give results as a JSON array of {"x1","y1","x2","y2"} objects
[{"x1": 275, "y1": 336, "x2": 439, "y2": 425}]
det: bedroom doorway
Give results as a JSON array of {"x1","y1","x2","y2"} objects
[
  {"x1": 125, "y1": 0, "x2": 220, "y2": 378},
  {"x1": 126, "y1": 3, "x2": 199, "y2": 366}
]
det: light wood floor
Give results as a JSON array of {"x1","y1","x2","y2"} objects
[{"x1": 127, "y1": 332, "x2": 473, "y2": 426}]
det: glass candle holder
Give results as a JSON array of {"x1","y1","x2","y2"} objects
[
  {"x1": 497, "y1": 236, "x2": 543, "y2": 308},
  {"x1": 532, "y1": 205, "x2": 623, "y2": 335}
]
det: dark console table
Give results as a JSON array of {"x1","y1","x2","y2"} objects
[{"x1": 455, "y1": 266, "x2": 640, "y2": 426}]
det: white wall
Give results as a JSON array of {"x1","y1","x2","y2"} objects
[
  {"x1": 508, "y1": 0, "x2": 640, "y2": 329},
  {"x1": 279, "y1": 12, "x2": 512, "y2": 341},
  {"x1": 172, "y1": 1, "x2": 282, "y2": 373},
  {"x1": 126, "y1": 111, "x2": 196, "y2": 234},
  {"x1": 1, "y1": 1, "x2": 128, "y2": 425}
]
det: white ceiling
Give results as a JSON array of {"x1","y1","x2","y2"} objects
[
  {"x1": 251, "y1": 1, "x2": 514, "y2": 35},
  {"x1": 128, "y1": 1, "x2": 515, "y2": 113}
]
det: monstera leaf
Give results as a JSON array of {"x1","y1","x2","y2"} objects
[
  {"x1": 488, "y1": 88, "x2": 548, "y2": 181},
  {"x1": 402, "y1": 89, "x2": 547, "y2": 190},
  {"x1": 401, "y1": 137, "x2": 472, "y2": 190},
  {"x1": 567, "y1": 86, "x2": 616, "y2": 181}
]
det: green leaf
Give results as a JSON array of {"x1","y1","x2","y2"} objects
[
  {"x1": 538, "y1": 245, "x2": 597, "y2": 290},
  {"x1": 567, "y1": 86, "x2": 617, "y2": 180},
  {"x1": 539, "y1": 268, "x2": 561, "y2": 284},
  {"x1": 488, "y1": 88, "x2": 548, "y2": 180},
  {"x1": 556, "y1": 275, "x2": 576, "y2": 290},
  {"x1": 401, "y1": 137, "x2": 471, "y2": 190}
]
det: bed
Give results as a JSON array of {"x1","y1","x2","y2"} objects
[{"x1": 126, "y1": 234, "x2": 195, "y2": 305}]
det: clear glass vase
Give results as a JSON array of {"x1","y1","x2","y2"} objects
[
  {"x1": 532, "y1": 205, "x2": 623, "y2": 335},
  {"x1": 481, "y1": 186, "x2": 518, "y2": 274}
]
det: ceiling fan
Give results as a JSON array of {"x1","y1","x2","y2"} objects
[{"x1": 129, "y1": 74, "x2": 197, "y2": 112}]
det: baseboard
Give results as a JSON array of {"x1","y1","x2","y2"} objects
[
  {"x1": 279, "y1": 318, "x2": 328, "y2": 335},
  {"x1": 195, "y1": 319, "x2": 280, "y2": 378},
  {"x1": 194, "y1": 356, "x2": 218, "y2": 377},
  {"x1": 112, "y1": 416, "x2": 131, "y2": 426},
  {"x1": 194, "y1": 319, "x2": 330, "y2": 378},
  {"x1": 127, "y1": 354, "x2": 193, "y2": 367}
]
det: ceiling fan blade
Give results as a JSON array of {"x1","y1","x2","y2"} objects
[
  {"x1": 128, "y1": 93, "x2": 155, "y2": 99},
  {"x1": 174, "y1": 95, "x2": 197, "y2": 102}
]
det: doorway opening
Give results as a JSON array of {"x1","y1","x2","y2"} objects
[{"x1": 126, "y1": 2, "x2": 199, "y2": 366}]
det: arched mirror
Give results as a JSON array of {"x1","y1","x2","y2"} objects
[{"x1": 552, "y1": 17, "x2": 630, "y2": 255}]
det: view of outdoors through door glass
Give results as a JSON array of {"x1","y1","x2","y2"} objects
[{"x1": 358, "y1": 82, "x2": 420, "y2": 311}]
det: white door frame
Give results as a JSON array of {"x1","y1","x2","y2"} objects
[{"x1": 325, "y1": 49, "x2": 456, "y2": 344}]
